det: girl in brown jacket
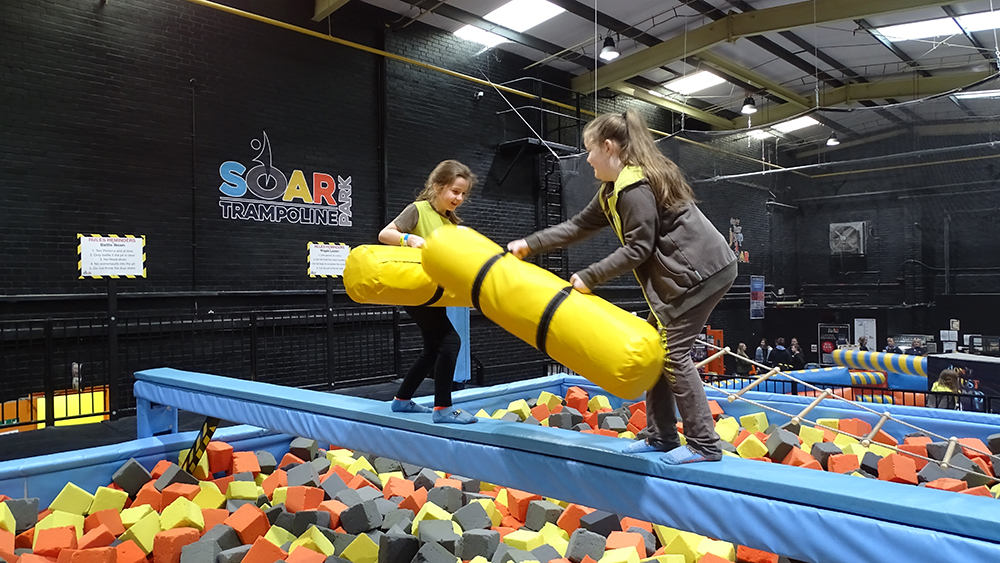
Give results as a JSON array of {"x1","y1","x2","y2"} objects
[{"x1": 508, "y1": 110, "x2": 736, "y2": 464}]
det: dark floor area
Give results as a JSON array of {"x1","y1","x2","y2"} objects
[{"x1": 0, "y1": 378, "x2": 447, "y2": 462}]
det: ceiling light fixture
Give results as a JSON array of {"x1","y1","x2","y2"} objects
[
  {"x1": 953, "y1": 89, "x2": 1000, "y2": 100},
  {"x1": 662, "y1": 70, "x2": 726, "y2": 95},
  {"x1": 826, "y1": 133, "x2": 841, "y2": 146},
  {"x1": 773, "y1": 116, "x2": 820, "y2": 133},
  {"x1": 599, "y1": 36, "x2": 620, "y2": 61},
  {"x1": 741, "y1": 96, "x2": 757, "y2": 115}
]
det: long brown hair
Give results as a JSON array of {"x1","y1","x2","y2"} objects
[
  {"x1": 584, "y1": 110, "x2": 695, "y2": 210},
  {"x1": 415, "y1": 159, "x2": 476, "y2": 225}
]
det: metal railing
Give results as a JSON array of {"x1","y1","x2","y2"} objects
[{"x1": 0, "y1": 305, "x2": 399, "y2": 430}]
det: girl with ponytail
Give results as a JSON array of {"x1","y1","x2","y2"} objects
[{"x1": 508, "y1": 110, "x2": 737, "y2": 464}]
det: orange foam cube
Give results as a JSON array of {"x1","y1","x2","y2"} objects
[
  {"x1": 150, "y1": 460, "x2": 173, "y2": 480},
  {"x1": 285, "y1": 546, "x2": 326, "y2": 563},
  {"x1": 398, "y1": 487, "x2": 427, "y2": 514},
  {"x1": 262, "y1": 469, "x2": 288, "y2": 500},
  {"x1": 224, "y1": 503, "x2": 270, "y2": 545},
  {"x1": 347, "y1": 474, "x2": 378, "y2": 492},
  {"x1": 285, "y1": 486, "x2": 325, "y2": 513},
  {"x1": 34, "y1": 526, "x2": 78, "y2": 558},
  {"x1": 77, "y1": 525, "x2": 116, "y2": 550},
  {"x1": 70, "y1": 547, "x2": 116, "y2": 563},
  {"x1": 160, "y1": 483, "x2": 201, "y2": 508},
  {"x1": 153, "y1": 528, "x2": 200, "y2": 563},
  {"x1": 505, "y1": 489, "x2": 542, "y2": 522},
  {"x1": 318, "y1": 500, "x2": 348, "y2": 529},
  {"x1": 232, "y1": 451, "x2": 261, "y2": 476},
  {"x1": 382, "y1": 476, "x2": 415, "y2": 500},
  {"x1": 556, "y1": 503, "x2": 594, "y2": 535},
  {"x1": 206, "y1": 441, "x2": 234, "y2": 475},
  {"x1": 84, "y1": 510, "x2": 125, "y2": 538},
  {"x1": 619, "y1": 517, "x2": 652, "y2": 533},
  {"x1": 878, "y1": 453, "x2": 918, "y2": 485},
  {"x1": 202, "y1": 509, "x2": 230, "y2": 535},
  {"x1": 827, "y1": 454, "x2": 860, "y2": 474},
  {"x1": 115, "y1": 540, "x2": 147, "y2": 563},
  {"x1": 606, "y1": 531, "x2": 646, "y2": 559},
  {"x1": 736, "y1": 545, "x2": 779, "y2": 563},
  {"x1": 279, "y1": 453, "x2": 305, "y2": 467},
  {"x1": 925, "y1": 478, "x2": 968, "y2": 492},
  {"x1": 242, "y1": 536, "x2": 288, "y2": 563},
  {"x1": 897, "y1": 444, "x2": 929, "y2": 471},
  {"x1": 961, "y1": 486, "x2": 993, "y2": 498},
  {"x1": 628, "y1": 410, "x2": 647, "y2": 431},
  {"x1": 565, "y1": 386, "x2": 589, "y2": 414}
]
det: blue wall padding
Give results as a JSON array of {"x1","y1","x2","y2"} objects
[
  {"x1": 0, "y1": 426, "x2": 291, "y2": 506},
  {"x1": 888, "y1": 372, "x2": 930, "y2": 391},
  {"x1": 120, "y1": 368, "x2": 1000, "y2": 563}
]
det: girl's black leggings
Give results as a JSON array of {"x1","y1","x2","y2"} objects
[{"x1": 395, "y1": 306, "x2": 460, "y2": 407}]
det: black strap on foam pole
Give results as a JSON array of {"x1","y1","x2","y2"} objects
[
  {"x1": 471, "y1": 252, "x2": 506, "y2": 311},
  {"x1": 536, "y1": 286, "x2": 572, "y2": 354},
  {"x1": 418, "y1": 286, "x2": 445, "y2": 307}
]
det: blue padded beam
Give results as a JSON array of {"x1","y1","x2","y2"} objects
[{"x1": 133, "y1": 368, "x2": 1000, "y2": 563}]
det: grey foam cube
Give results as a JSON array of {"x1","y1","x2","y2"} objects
[
  {"x1": 199, "y1": 524, "x2": 241, "y2": 552},
  {"x1": 547, "y1": 412, "x2": 574, "y2": 429},
  {"x1": 599, "y1": 415, "x2": 627, "y2": 432},
  {"x1": 264, "y1": 503, "x2": 287, "y2": 525},
  {"x1": 378, "y1": 529, "x2": 419, "y2": 563},
  {"x1": 180, "y1": 539, "x2": 221, "y2": 563},
  {"x1": 626, "y1": 526, "x2": 656, "y2": 557},
  {"x1": 413, "y1": 541, "x2": 460, "y2": 563},
  {"x1": 495, "y1": 547, "x2": 539, "y2": 562},
  {"x1": 372, "y1": 457, "x2": 402, "y2": 474},
  {"x1": 154, "y1": 463, "x2": 199, "y2": 491},
  {"x1": 112, "y1": 459, "x2": 152, "y2": 499},
  {"x1": 571, "y1": 423, "x2": 591, "y2": 433},
  {"x1": 418, "y1": 519, "x2": 461, "y2": 554},
  {"x1": 287, "y1": 462, "x2": 322, "y2": 488},
  {"x1": 413, "y1": 468, "x2": 441, "y2": 492},
  {"x1": 501, "y1": 412, "x2": 521, "y2": 422},
  {"x1": 523, "y1": 416, "x2": 542, "y2": 426},
  {"x1": 917, "y1": 461, "x2": 965, "y2": 483},
  {"x1": 232, "y1": 471, "x2": 255, "y2": 482},
  {"x1": 334, "y1": 488, "x2": 364, "y2": 507},
  {"x1": 566, "y1": 528, "x2": 607, "y2": 563},
  {"x1": 578, "y1": 509, "x2": 619, "y2": 538},
  {"x1": 452, "y1": 502, "x2": 491, "y2": 531},
  {"x1": 380, "y1": 508, "x2": 414, "y2": 533},
  {"x1": 255, "y1": 451, "x2": 277, "y2": 474},
  {"x1": 562, "y1": 407, "x2": 584, "y2": 426},
  {"x1": 987, "y1": 432, "x2": 1000, "y2": 454},
  {"x1": 427, "y1": 486, "x2": 463, "y2": 513},
  {"x1": 400, "y1": 462, "x2": 423, "y2": 478},
  {"x1": 811, "y1": 442, "x2": 843, "y2": 470},
  {"x1": 457, "y1": 528, "x2": 500, "y2": 560},
  {"x1": 948, "y1": 454, "x2": 995, "y2": 488},
  {"x1": 274, "y1": 511, "x2": 296, "y2": 533},
  {"x1": 290, "y1": 437, "x2": 319, "y2": 461},
  {"x1": 325, "y1": 557, "x2": 352, "y2": 563},
  {"x1": 860, "y1": 451, "x2": 882, "y2": 477},
  {"x1": 311, "y1": 457, "x2": 332, "y2": 476},
  {"x1": 225, "y1": 499, "x2": 256, "y2": 513},
  {"x1": 530, "y1": 543, "x2": 561, "y2": 563},
  {"x1": 766, "y1": 428, "x2": 800, "y2": 462},
  {"x1": 293, "y1": 511, "x2": 331, "y2": 536},
  {"x1": 3, "y1": 498, "x2": 39, "y2": 534},
  {"x1": 332, "y1": 532, "x2": 357, "y2": 555},
  {"x1": 321, "y1": 473, "x2": 350, "y2": 499},
  {"x1": 524, "y1": 500, "x2": 563, "y2": 532},
  {"x1": 373, "y1": 497, "x2": 400, "y2": 518},
  {"x1": 925, "y1": 441, "x2": 949, "y2": 461},
  {"x1": 216, "y1": 544, "x2": 252, "y2": 563},
  {"x1": 355, "y1": 486, "x2": 383, "y2": 504},
  {"x1": 340, "y1": 499, "x2": 383, "y2": 534}
]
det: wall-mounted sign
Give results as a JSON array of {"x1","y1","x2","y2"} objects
[
  {"x1": 729, "y1": 218, "x2": 749, "y2": 263},
  {"x1": 307, "y1": 242, "x2": 350, "y2": 277},
  {"x1": 78, "y1": 234, "x2": 146, "y2": 278},
  {"x1": 750, "y1": 275, "x2": 765, "y2": 319},
  {"x1": 218, "y1": 131, "x2": 353, "y2": 227},
  {"x1": 818, "y1": 323, "x2": 851, "y2": 364}
]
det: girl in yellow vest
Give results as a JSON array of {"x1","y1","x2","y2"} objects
[
  {"x1": 508, "y1": 110, "x2": 737, "y2": 463},
  {"x1": 378, "y1": 160, "x2": 478, "y2": 424}
]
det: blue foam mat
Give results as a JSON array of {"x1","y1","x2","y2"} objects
[{"x1": 128, "y1": 368, "x2": 1000, "y2": 563}]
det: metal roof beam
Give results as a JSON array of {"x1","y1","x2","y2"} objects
[
  {"x1": 571, "y1": 0, "x2": 954, "y2": 94},
  {"x1": 734, "y1": 70, "x2": 993, "y2": 127},
  {"x1": 610, "y1": 82, "x2": 735, "y2": 130},
  {"x1": 313, "y1": 0, "x2": 351, "y2": 22}
]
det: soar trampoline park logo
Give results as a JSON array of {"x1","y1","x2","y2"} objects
[{"x1": 218, "y1": 131, "x2": 352, "y2": 227}]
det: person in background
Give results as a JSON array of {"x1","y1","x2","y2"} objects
[
  {"x1": 907, "y1": 338, "x2": 927, "y2": 356},
  {"x1": 928, "y1": 369, "x2": 961, "y2": 410},
  {"x1": 858, "y1": 336, "x2": 869, "y2": 351},
  {"x1": 790, "y1": 343, "x2": 806, "y2": 371},
  {"x1": 755, "y1": 338, "x2": 771, "y2": 365},
  {"x1": 884, "y1": 337, "x2": 902, "y2": 354},
  {"x1": 734, "y1": 342, "x2": 753, "y2": 376},
  {"x1": 768, "y1": 337, "x2": 793, "y2": 369}
]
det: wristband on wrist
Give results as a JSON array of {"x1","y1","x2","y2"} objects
[{"x1": 402, "y1": 233, "x2": 410, "y2": 246}]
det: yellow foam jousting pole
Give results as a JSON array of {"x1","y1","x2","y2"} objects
[
  {"x1": 832, "y1": 348, "x2": 927, "y2": 377},
  {"x1": 421, "y1": 225, "x2": 663, "y2": 400},
  {"x1": 343, "y1": 245, "x2": 472, "y2": 307}
]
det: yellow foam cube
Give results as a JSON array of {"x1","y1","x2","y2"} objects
[
  {"x1": 120, "y1": 505, "x2": 155, "y2": 530},
  {"x1": 652, "y1": 524, "x2": 681, "y2": 548},
  {"x1": 178, "y1": 448, "x2": 211, "y2": 480},
  {"x1": 470, "y1": 557, "x2": 489, "y2": 563},
  {"x1": 412, "y1": 501, "x2": 452, "y2": 536},
  {"x1": 89, "y1": 486, "x2": 128, "y2": 514},
  {"x1": 0, "y1": 503, "x2": 15, "y2": 533},
  {"x1": 379, "y1": 471, "x2": 404, "y2": 485},
  {"x1": 869, "y1": 443, "x2": 894, "y2": 458},
  {"x1": 340, "y1": 532, "x2": 379, "y2": 563},
  {"x1": 255, "y1": 473, "x2": 266, "y2": 486},
  {"x1": 736, "y1": 434, "x2": 769, "y2": 459},
  {"x1": 540, "y1": 418, "x2": 550, "y2": 426},
  {"x1": 495, "y1": 489, "x2": 509, "y2": 507},
  {"x1": 539, "y1": 522, "x2": 568, "y2": 543},
  {"x1": 348, "y1": 456, "x2": 376, "y2": 476},
  {"x1": 662, "y1": 531, "x2": 702, "y2": 563},
  {"x1": 480, "y1": 482, "x2": 496, "y2": 492},
  {"x1": 798, "y1": 426, "x2": 824, "y2": 450},
  {"x1": 833, "y1": 433, "x2": 860, "y2": 449},
  {"x1": 990, "y1": 482, "x2": 1000, "y2": 498},
  {"x1": 507, "y1": 399, "x2": 531, "y2": 421},
  {"x1": 588, "y1": 395, "x2": 612, "y2": 412},
  {"x1": 470, "y1": 499, "x2": 501, "y2": 527},
  {"x1": 160, "y1": 496, "x2": 204, "y2": 531},
  {"x1": 265, "y1": 524, "x2": 298, "y2": 548},
  {"x1": 715, "y1": 416, "x2": 740, "y2": 444},
  {"x1": 722, "y1": 450, "x2": 739, "y2": 458},
  {"x1": 537, "y1": 391, "x2": 562, "y2": 411},
  {"x1": 503, "y1": 529, "x2": 544, "y2": 551},
  {"x1": 48, "y1": 482, "x2": 94, "y2": 516},
  {"x1": 491, "y1": 409, "x2": 509, "y2": 420},
  {"x1": 544, "y1": 497, "x2": 568, "y2": 508},
  {"x1": 290, "y1": 525, "x2": 336, "y2": 556},
  {"x1": 816, "y1": 418, "x2": 839, "y2": 431},
  {"x1": 474, "y1": 409, "x2": 491, "y2": 419},
  {"x1": 600, "y1": 546, "x2": 641, "y2": 563},
  {"x1": 119, "y1": 510, "x2": 160, "y2": 554},
  {"x1": 271, "y1": 487, "x2": 288, "y2": 506},
  {"x1": 618, "y1": 431, "x2": 636, "y2": 440},
  {"x1": 194, "y1": 482, "x2": 226, "y2": 510},
  {"x1": 842, "y1": 443, "x2": 869, "y2": 459},
  {"x1": 227, "y1": 480, "x2": 259, "y2": 500},
  {"x1": 35, "y1": 511, "x2": 84, "y2": 539},
  {"x1": 739, "y1": 412, "x2": 768, "y2": 435},
  {"x1": 544, "y1": 533, "x2": 569, "y2": 556},
  {"x1": 697, "y1": 538, "x2": 735, "y2": 561}
]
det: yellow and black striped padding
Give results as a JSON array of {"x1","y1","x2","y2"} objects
[
  {"x1": 343, "y1": 245, "x2": 471, "y2": 307},
  {"x1": 421, "y1": 225, "x2": 662, "y2": 399}
]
